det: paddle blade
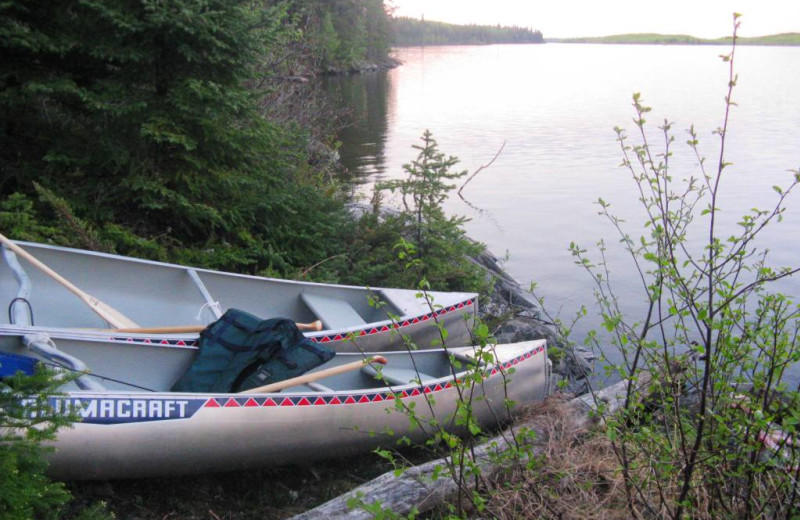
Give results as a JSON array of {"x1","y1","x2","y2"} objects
[{"x1": 86, "y1": 296, "x2": 140, "y2": 329}]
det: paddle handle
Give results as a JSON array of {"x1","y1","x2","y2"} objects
[
  {"x1": 110, "y1": 320, "x2": 323, "y2": 334},
  {"x1": 298, "y1": 320, "x2": 324, "y2": 332},
  {"x1": 240, "y1": 356, "x2": 388, "y2": 394},
  {"x1": 0, "y1": 234, "x2": 139, "y2": 328}
]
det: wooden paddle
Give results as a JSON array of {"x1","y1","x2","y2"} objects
[
  {"x1": 0, "y1": 234, "x2": 140, "y2": 329},
  {"x1": 240, "y1": 355, "x2": 388, "y2": 394},
  {"x1": 109, "y1": 320, "x2": 324, "y2": 334}
]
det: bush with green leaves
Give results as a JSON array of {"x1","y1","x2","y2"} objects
[
  {"x1": 541, "y1": 15, "x2": 800, "y2": 519},
  {"x1": 347, "y1": 242, "x2": 538, "y2": 519}
]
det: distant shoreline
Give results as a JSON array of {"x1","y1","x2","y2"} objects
[{"x1": 546, "y1": 32, "x2": 800, "y2": 46}]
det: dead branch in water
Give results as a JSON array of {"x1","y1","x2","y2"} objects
[{"x1": 457, "y1": 141, "x2": 506, "y2": 200}]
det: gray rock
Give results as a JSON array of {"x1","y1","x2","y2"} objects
[
  {"x1": 471, "y1": 249, "x2": 538, "y2": 316},
  {"x1": 471, "y1": 249, "x2": 598, "y2": 394},
  {"x1": 492, "y1": 316, "x2": 560, "y2": 346}
]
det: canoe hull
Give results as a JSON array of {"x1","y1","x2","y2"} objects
[{"x1": 33, "y1": 341, "x2": 549, "y2": 480}]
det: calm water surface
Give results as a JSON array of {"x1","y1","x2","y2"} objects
[{"x1": 329, "y1": 43, "x2": 800, "y2": 385}]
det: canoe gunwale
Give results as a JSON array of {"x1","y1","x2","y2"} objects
[
  {"x1": 43, "y1": 340, "x2": 548, "y2": 419},
  {"x1": 10, "y1": 240, "x2": 478, "y2": 297},
  {"x1": 0, "y1": 293, "x2": 477, "y2": 350}
]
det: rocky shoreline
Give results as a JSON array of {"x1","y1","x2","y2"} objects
[
  {"x1": 473, "y1": 248, "x2": 597, "y2": 395},
  {"x1": 347, "y1": 200, "x2": 597, "y2": 394},
  {"x1": 323, "y1": 56, "x2": 402, "y2": 75}
]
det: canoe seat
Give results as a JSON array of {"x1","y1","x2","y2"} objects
[
  {"x1": 361, "y1": 365, "x2": 436, "y2": 386},
  {"x1": 449, "y1": 350, "x2": 483, "y2": 367},
  {"x1": 300, "y1": 293, "x2": 366, "y2": 330},
  {"x1": 305, "y1": 381, "x2": 334, "y2": 392},
  {"x1": 377, "y1": 288, "x2": 426, "y2": 316}
]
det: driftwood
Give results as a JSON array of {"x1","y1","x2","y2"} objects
[{"x1": 290, "y1": 374, "x2": 651, "y2": 519}]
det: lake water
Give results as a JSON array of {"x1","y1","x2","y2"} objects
[{"x1": 328, "y1": 43, "x2": 800, "y2": 385}]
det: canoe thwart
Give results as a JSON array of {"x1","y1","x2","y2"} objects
[
  {"x1": 186, "y1": 269, "x2": 222, "y2": 320},
  {"x1": 361, "y1": 364, "x2": 436, "y2": 386}
]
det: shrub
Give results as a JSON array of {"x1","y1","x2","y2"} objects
[{"x1": 547, "y1": 15, "x2": 800, "y2": 518}]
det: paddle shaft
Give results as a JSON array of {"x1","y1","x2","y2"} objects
[
  {"x1": 110, "y1": 320, "x2": 323, "y2": 334},
  {"x1": 241, "y1": 356, "x2": 388, "y2": 394},
  {"x1": 0, "y1": 234, "x2": 139, "y2": 328}
]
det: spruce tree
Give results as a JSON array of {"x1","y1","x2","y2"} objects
[{"x1": 0, "y1": 1, "x2": 348, "y2": 274}]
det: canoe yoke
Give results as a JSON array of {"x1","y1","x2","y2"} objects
[
  {"x1": 300, "y1": 293, "x2": 367, "y2": 330},
  {"x1": 361, "y1": 364, "x2": 437, "y2": 387}
]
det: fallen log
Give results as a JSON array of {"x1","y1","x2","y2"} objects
[{"x1": 289, "y1": 374, "x2": 650, "y2": 519}]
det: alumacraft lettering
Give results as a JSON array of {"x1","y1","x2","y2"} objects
[{"x1": 45, "y1": 397, "x2": 203, "y2": 425}]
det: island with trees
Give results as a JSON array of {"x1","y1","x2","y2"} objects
[{"x1": 549, "y1": 32, "x2": 800, "y2": 45}]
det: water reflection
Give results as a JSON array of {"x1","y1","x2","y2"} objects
[{"x1": 324, "y1": 71, "x2": 392, "y2": 184}]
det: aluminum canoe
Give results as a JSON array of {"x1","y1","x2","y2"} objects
[
  {"x1": 1, "y1": 241, "x2": 477, "y2": 352},
  {"x1": 0, "y1": 329, "x2": 550, "y2": 480}
]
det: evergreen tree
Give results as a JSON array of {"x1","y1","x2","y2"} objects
[
  {"x1": 0, "y1": 1, "x2": 349, "y2": 274},
  {"x1": 391, "y1": 16, "x2": 544, "y2": 46},
  {"x1": 343, "y1": 131, "x2": 488, "y2": 293},
  {"x1": 0, "y1": 367, "x2": 76, "y2": 519}
]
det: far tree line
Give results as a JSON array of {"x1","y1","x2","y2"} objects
[{"x1": 392, "y1": 16, "x2": 544, "y2": 46}]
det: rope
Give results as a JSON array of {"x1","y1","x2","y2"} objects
[
  {"x1": 195, "y1": 301, "x2": 222, "y2": 322},
  {"x1": 41, "y1": 359, "x2": 158, "y2": 393}
]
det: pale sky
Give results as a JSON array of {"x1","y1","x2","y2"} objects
[{"x1": 388, "y1": 0, "x2": 800, "y2": 39}]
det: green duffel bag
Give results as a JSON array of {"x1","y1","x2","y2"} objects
[
  {"x1": 171, "y1": 309, "x2": 334, "y2": 393},
  {"x1": 235, "y1": 337, "x2": 336, "y2": 392}
]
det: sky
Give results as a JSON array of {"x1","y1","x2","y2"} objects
[{"x1": 388, "y1": 0, "x2": 800, "y2": 39}]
